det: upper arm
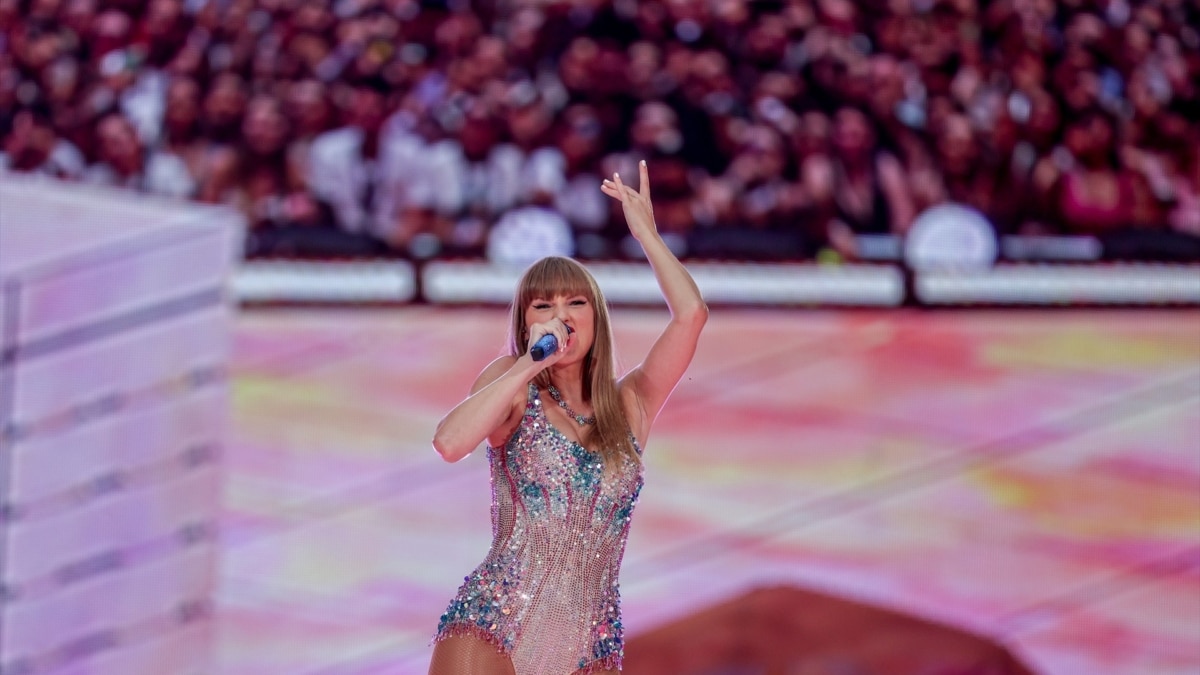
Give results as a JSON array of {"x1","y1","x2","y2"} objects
[
  {"x1": 618, "y1": 309, "x2": 707, "y2": 445},
  {"x1": 472, "y1": 355, "x2": 526, "y2": 448}
]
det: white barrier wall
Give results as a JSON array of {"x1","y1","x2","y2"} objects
[{"x1": 0, "y1": 173, "x2": 242, "y2": 675}]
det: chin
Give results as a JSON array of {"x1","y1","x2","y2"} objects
[{"x1": 555, "y1": 349, "x2": 588, "y2": 366}]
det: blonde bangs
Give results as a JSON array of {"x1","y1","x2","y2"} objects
[{"x1": 515, "y1": 257, "x2": 596, "y2": 309}]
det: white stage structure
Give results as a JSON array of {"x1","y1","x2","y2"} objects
[{"x1": 0, "y1": 172, "x2": 242, "y2": 675}]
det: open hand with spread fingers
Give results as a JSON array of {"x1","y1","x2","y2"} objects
[{"x1": 601, "y1": 159, "x2": 658, "y2": 242}]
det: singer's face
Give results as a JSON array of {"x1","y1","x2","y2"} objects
[{"x1": 526, "y1": 293, "x2": 594, "y2": 364}]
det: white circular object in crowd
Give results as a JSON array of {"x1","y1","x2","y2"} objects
[
  {"x1": 904, "y1": 203, "x2": 998, "y2": 271},
  {"x1": 487, "y1": 206, "x2": 575, "y2": 266}
]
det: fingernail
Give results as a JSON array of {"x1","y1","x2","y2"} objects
[
  {"x1": 640, "y1": 159, "x2": 646, "y2": 167},
  {"x1": 613, "y1": 172, "x2": 619, "y2": 179}
]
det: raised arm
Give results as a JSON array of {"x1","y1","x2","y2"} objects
[{"x1": 602, "y1": 161, "x2": 708, "y2": 444}]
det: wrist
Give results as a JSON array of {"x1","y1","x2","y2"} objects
[
  {"x1": 638, "y1": 230, "x2": 675, "y2": 254},
  {"x1": 511, "y1": 353, "x2": 545, "y2": 378},
  {"x1": 632, "y1": 225, "x2": 662, "y2": 243}
]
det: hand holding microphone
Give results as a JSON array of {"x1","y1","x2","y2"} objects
[{"x1": 530, "y1": 324, "x2": 573, "y2": 362}]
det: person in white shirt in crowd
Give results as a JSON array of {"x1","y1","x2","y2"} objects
[
  {"x1": 0, "y1": 103, "x2": 86, "y2": 180},
  {"x1": 83, "y1": 111, "x2": 195, "y2": 198},
  {"x1": 283, "y1": 79, "x2": 335, "y2": 193},
  {"x1": 485, "y1": 82, "x2": 579, "y2": 265},
  {"x1": 305, "y1": 76, "x2": 424, "y2": 256},
  {"x1": 409, "y1": 98, "x2": 523, "y2": 257},
  {"x1": 552, "y1": 104, "x2": 611, "y2": 258},
  {"x1": 502, "y1": 81, "x2": 568, "y2": 206},
  {"x1": 159, "y1": 76, "x2": 233, "y2": 204},
  {"x1": 82, "y1": 0, "x2": 186, "y2": 149},
  {"x1": 120, "y1": 0, "x2": 189, "y2": 145},
  {"x1": 411, "y1": 87, "x2": 568, "y2": 258}
]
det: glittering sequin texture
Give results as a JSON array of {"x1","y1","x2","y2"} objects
[{"x1": 436, "y1": 384, "x2": 643, "y2": 674}]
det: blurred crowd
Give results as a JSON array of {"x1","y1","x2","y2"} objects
[{"x1": 3, "y1": 0, "x2": 1199, "y2": 262}]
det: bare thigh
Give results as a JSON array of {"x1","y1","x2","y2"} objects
[{"x1": 428, "y1": 635, "x2": 516, "y2": 675}]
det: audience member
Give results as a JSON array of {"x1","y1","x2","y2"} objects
[
  {"x1": 0, "y1": 102, "x2": 85, "y2": 178},
  {"x1": 84, "y1": 111, "x2": 194, "y2": 197},
  {"x1": 804, "y1": 106, "x2": 915, "y2": 259},
  {"x1": 302, "y1": 77, "x2": 422, "y2": 256},
  {"x1": 411, "y1": 98, "x2": 522, "y2": 257},
  {"x1": 1, "y1": 0, "x2": 1197, "y2": 263},
  {"x1": 160, "y1": 76, "x2": 226, "y2": 202}
]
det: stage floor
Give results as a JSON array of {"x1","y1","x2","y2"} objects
[{"x1": 214, "y1": 307, "x2": 1200, "y2": 675}]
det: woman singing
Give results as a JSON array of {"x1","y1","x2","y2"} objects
[{"x1": 429, "y1": 161, "x2": 708, "y2": 674}]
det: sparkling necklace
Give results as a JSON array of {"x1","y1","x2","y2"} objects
[{"x1": 546, "y1": 385, "x2": 596, "y2": 426}]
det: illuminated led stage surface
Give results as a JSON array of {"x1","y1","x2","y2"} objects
[
  {"x1": 0, "y1": 172, "x2": 243, "y2": 675},
  {"x1": 222, "y1": 306, "x2": 1200, "y2": 675}
]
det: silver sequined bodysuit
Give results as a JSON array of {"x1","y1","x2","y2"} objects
[{"x1": 436, "y1": 384, "x2": 644, "y2": 674}]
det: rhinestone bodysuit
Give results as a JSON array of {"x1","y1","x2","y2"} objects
[{"x1": 435, "y1": 384, "x2": 644, "y2": 674}]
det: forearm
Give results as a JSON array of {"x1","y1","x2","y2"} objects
[
  {"x1": 603, "y1": 161, "x2": 707, "y2": 323},
  {"x1": 640, "y1": 233, "x2": 708, "y2": 322},
  {"x1": 432, "y1": 356, "x2": 541, "y2": 462}
]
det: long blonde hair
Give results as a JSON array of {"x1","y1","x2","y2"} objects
[{"x1": 508, "y1": 257, "x2": 639, "y2": 466}]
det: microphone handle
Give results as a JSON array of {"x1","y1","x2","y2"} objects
[
  {"x1": 529, "y1": 326, "x2": 572, "y2": 362},
  {"x1": 530, "y1": 333, "x2": 558, "y2": 362}
]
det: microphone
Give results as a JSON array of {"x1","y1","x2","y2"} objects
[{"x1": 530, "y1": 325, "x2": 573, "y2": 362}]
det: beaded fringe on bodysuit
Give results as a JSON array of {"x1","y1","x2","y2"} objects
[{"x1": 433, "y1": 384, "x2": 643, "y2": 675}]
